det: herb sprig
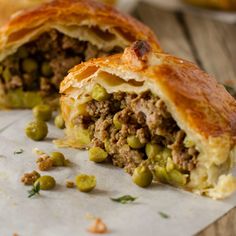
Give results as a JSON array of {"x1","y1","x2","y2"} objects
[
  {"x1": 111, "y1": 195, "x2": 137, "y2": 204},
  {"x1": 28, "y1": 182, "x2": 40, "y2": 198},
  {"x1": 158, "y1": 211, "x2": 170, "y2": 219},
  {"x1": 14, "y1": 149, "x2": 24, "y2": 155}
]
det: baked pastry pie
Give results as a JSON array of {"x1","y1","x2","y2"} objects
[
  {"x1": 0, "y1": 0, "x2": 160, "y2": 109},
  {"x1": 58, "y1": 41, "x2": 236, "y2": 199}
]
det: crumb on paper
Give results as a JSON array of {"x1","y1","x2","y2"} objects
[
  {"x1": 33, "y1": 148, "x2": 45, "y2": 156},
  {"x1": 36, "y1": 154, "x2": 53, "y2": 171},
  {"x1": 21, "y1": 170, "x2": 40, "y2": 185},
  {"x1": 66, "y1": 180, "x2": 75, "y2": 188},
  {"x1": 87, "y1": 218, "x2": 108, "y2": 234},
  {"x1": 13, "y1": 233, "x2": 19, "y2": 236},
  {"x1": 85, "y1": 213, "x2": 96, "y2": 220}
]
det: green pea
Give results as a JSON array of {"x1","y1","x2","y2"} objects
[
  {"x1": 7, "y1": 89, "x2": 24, "y2": 108},
  {"x1": 91, "y1": 84, "x2": 109, "y2": 101},
  {"x1": 104, "y1": 139, "x2": 111, "y2": 153},
  {"x1": 113, "y1": 113, "x2": 122, "y2": 129},
  {"x1": 132, "y1": 166, "x2": 153, "y2": 188},
  {"x1": 41, "y1": 62, "x2": 53, "y2": 77},
  {"x1": 54, "y1": 115, "x2": 65, "y2": 129},
  {"x1": 127, "y1": 135, "x2": 145, "y2": 149},
  {"x1": 33, "y1": 104, "x2": 52, "y2": 121},
  {"x1": 18, "y1": 47, "x2": 28, "y2": 58},
  {"x1": 183, "y1": 136, "x2": 195, "y2": 148},
  {"x1": 155, "y1": 154, "x2": 167, "y2": 167},
  {"x1": 8, "y1": 90, "x2": 42, "y2": 109},
  {"x1": 89, "y1": 147, "x2": 108, "y2": 163},
  {"x1": 3, "y1": 68, "x2": 12, "y2": 82},
  {"x1": 75, "y1": 174, "x2": 96, "y2": 192},
  {"x1": 145, "y1": 143, "x2": 162, "y2": 159},
  {"x1": 50, "y1": 152, "x2": 66, "y2": 167},
  {"x1": 166, "y1": 157, "x2": 175, "y2": 172},
  {"x1": 22, "y1": 58, "x2": 38, "y2": 73},
  {"x1": 167, "y1": 169, "x2": 187, "y2": 186},
  {"x1": 154, "y1": 166, "x2": 169, "y2": 183},
  {"x1": 34, "y1": 175, "x2": 56, "y2": 190},
  {"x1": 23, "y1": 91, "x2": 42, "y2": 109},
  {"x1": 162, "y1": 148, "x2": 172, "y2": 159},
  {"x1": 75, "y1": 127, "x2": 91, "y2": 146},
  {"x1": 25, "y1": 120, "x2": 48, "y2": 141}
]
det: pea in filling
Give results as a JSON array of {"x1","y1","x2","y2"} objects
[
  {"x1": 72, "y1": 84, "x2": 199, "y2": 187},
  {"x1": 0, "y1": 30, "x2": 122, "y2": 108}
]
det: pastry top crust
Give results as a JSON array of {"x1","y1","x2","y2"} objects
[
  {"x1": 0, "y1": 0, "x2": 160, "y2": 60},
  {"x1": 61, "y1": 41, "x2": 236, "y2": 142}
]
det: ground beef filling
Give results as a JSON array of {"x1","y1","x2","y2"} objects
[
  {"x1": 75, "y1": 90, "x2": 199, "y2": 176},
  {"x1": 0, "y1": 30, "x2": 119, "y2": 96}
]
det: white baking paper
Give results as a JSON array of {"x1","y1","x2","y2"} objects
[{"x1": 0, "y1": 110, "x2": 236, "y2": 236}]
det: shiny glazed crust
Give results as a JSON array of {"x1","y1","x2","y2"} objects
[{"x1": 59, "y1": 41, "x2": 236, "y2": 199}]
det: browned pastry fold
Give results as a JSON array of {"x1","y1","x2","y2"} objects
[
  {"x1": 0, "y1": 0, "x2": 160, "y2": 109},
  {"x1": 57, "y1": 41, "x2": 236, "y2": 199}
]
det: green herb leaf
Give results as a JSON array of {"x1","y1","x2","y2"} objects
[
  {"x1": 158, "y1": 211, "x2": 170, "y2": 219},
  {"x1": 28, "y1": 182, "x2": 40, "y2": 198},
  {"x1": 111, "y1": 195, "x2": 137, "y2": 204},
  {"x1": 14, "y1": 149, "x2": 24, "y2": 155}
]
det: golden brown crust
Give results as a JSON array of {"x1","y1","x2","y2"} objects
[
  {"x1": 154, "y1": 57, "x2": 236, "y2": 140},
  {"x1": 61, "y1": 42, "x2": 236, "y2": 142},
  {"x1": 0, "y1": 0, "x2": 160, "y2": 54}
]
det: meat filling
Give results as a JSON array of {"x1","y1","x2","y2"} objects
[
  {"x1": 73, "y1": 87, "x2": 199, "y2": 184},
  {"x1": 0, "y1": 30, "x2": 121, "y2": 98}
]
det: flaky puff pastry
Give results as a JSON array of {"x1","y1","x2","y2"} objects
[{"x1": 58, "y1": 41, "x2": 236, "y2": 199}]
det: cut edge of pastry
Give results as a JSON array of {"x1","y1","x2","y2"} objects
[{"x1": 57, "y1": 41, "x2": 236, "y2": 199}]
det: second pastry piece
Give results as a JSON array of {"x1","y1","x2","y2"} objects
[{"x1": 0, "y1": 0, "x2": 160, "y2": 109}]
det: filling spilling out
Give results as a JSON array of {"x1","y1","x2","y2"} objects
[
  {"x1": 71, "y1": 84, "x2": 200, "y2": 188},
  {"x1": 0, "y1": 30, "x2": 121, "y2": 108}
]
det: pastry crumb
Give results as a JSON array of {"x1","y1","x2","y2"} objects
[
  {"x1": 21, "y1": 170, "x2": 40, "y2": 185},
  {"x1": 66, "y1": 180, "x2": 75, "y2": 188},
  {"x1": 32, "y1": 148, "x2": 45, "y2": 156},
  {"x1": 87, "y1": 218, "x2": 108, "y2": 234},
  {"x1": 36, "y1": 154, "x2": 53, "y2": 171}
]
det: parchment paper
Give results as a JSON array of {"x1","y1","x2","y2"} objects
[{"x1": 0, "y1": 110, "x2": 236, "y2": 236}]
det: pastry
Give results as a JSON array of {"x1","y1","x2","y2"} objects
[
  {"x1": 57, "y1": 41, "x2": 236, "y2": 199},
  {"x1": 0, "y1": 0, "x2": 160, "y2": 109}
]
